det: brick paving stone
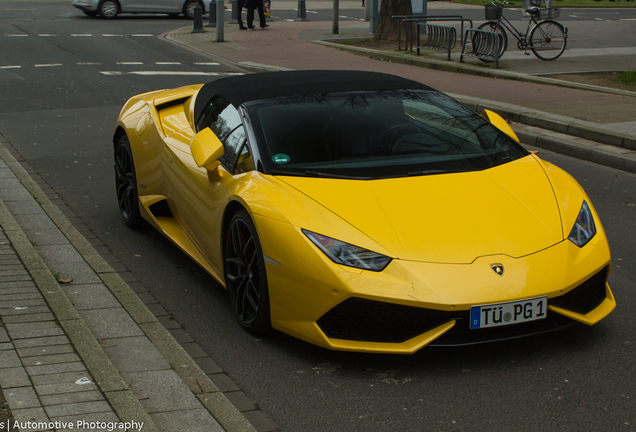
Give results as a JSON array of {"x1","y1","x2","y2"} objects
[
  {"x1": 39, "y1": 390, "x2": 104, "y2": 406},
  {"x1": 168, "y1": 328, "x2": 193, "y2": 344},
  {"x1": 77, "y1": 308, "x2": 144, "y2": 339},
  {"x1": 62, "y1": 284, "x2": 120, "y2": 310},
  {"x1": 0, "y1": 280, "x2": 36, "y2": 289},
  {"x1": 0, "y1": 187, "x2": 32, "y2": 201},
  {"x1": 44, "y1": 400, "x2": 111, "y2": 417},
  {"x1": 30, "y1": 371, "x2": 91, "y2": 386},
  {"x1": 12, "y1": 335, "x2": 70, "y2": 349},
  {"x1": 22, "y1": 228, "x2": 70, "y2": 246},
  {"x1": 242, "y1": 410, "x2": 278, "y2": 432},
  {"x1": 193, "y1": 357, "x2": 223, "y2": 375},
  {"x1": 26, "y1": 362, "x2": 86, "y2": 376},
  {"x1": 101, "y1": 336, "x2": 170, "y2": 373},
  {"x1": 0, "y1": 306, "x2": 52, "y2": 317},
  {"x1": 47, "y1": 412, "x2": 120, "y2": 431},
  {"x1": 0, "y1": 178, "x2": 21, "y2": 188},
  {"x1": 0, "y1": 342, "x2": 14, "y2": 350},
  {"x1": 207, "y1": 373, "x2": 240, "y2": 392},
  {"x1": 3, "y1": 386, "x2": 41, "y2": 410},
  {"x1": 0, "y1": 270, "x2": 29, "y2": 277},
  {"x1": 0, "y1": 349, "x2": 22, "y2": 368},
  {"x1": 0, "y1": 286, "x2": 39, "y2": 295},
  {"x1": 0, "y1": 327, "x2": 9, "y2": 342},
  {"x1": 3, "y1": 200, "x2": 45, "y2": 215},
  {"x1": 34, "y1": 381, "x2": 98, "y2": 396},
  {"x1": 122, "y1": 370, "x2": 202, "y2": 413},
  {"x1": 0, "y1": 264, "x2": 26, "y2": 271},
  {"x1": 158, "y1": 316, "x2": 180, "y2": 330},
  {"x1": 223, "y1": 391, "x2": 257, "y2": 412},
  {"x1": 6, "y1": 322, "x2": 64, "y2": 340},
  {"x1": 1, "y1": 299, "x2": 47, "y2": 309},
  {"x1": 0, "y1": 275, "x2": 32, "y2": 282},
  {"x1": 3, "y1": 312, "x2": 55, "y2": 324},
  {"x1": 21, "y1": 353, "x2": 81, "y2": 367},
  {"x1": 0, "y1": 293, "x2": 44, "y2": 302},
  {"x1": 146, "y1": 304, "x2": 168, "y2": 317},
  {"x1": 135, "y1": 292, "x2": 157, "y2": 305},
  {"x1": 0, "y1": 366, "x2": 31, "y2": 388},
  {"x1": 13, "y1": 214, "x2": 57, "y2": 230},
  {"x1": 17, "y1": 344, "x2": 74, "y2": 358},
  {"x1": 10, "y1": 407, "x2": 50, "y2": 431},
  {"x1": 150, "y1": 409, "x2": 224, "y2": 432},
  {"x1": 181, "y1": 343, "x2": 207, "y2": 359}
]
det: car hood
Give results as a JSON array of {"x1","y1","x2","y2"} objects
[{"x1": 277, "y1": 156, "x2": 564, "y2": 264}]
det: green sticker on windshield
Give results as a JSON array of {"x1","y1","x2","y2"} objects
[{"x1": 272, "y1": 154, "x2": 290, "y2": 164}]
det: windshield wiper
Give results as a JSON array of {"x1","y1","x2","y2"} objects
[{"x1": 304, "y1": 171, "x2": 370, "y2": 180}]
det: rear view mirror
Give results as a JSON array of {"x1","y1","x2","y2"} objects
[
  {"x1": 481, "y1": 109, "x2": 520, "y2": 143},
  {"x1": 191, "y1": 128, "x2": 224, "y2": 171}
]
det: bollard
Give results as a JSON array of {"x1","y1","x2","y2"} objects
[
  {"x1": 206, "y1": 0, "x2": 217, "y2": 27},
  {"x1": 229, "y1": 0, "x2": 238, "y2": 24},
  {"x1": 192, "y1": 3, "x2": 206, "y2": 33},
  {"x1": 332, "y1": 0, "x2": 339, "y2": 34},
  {"x1": 216, "y1": 0, "x2": 225, "y2": 42},
  {"x1": 296, "y1": 0, "x2": 308, "y2": 21}
]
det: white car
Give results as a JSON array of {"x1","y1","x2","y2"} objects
[{"x1": 71, "y1": 0, "x2": 207, "y2": 19}]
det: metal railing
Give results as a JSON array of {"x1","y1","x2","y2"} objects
[
  {"x1": 460, "y1": 29, "x2": 502, "y2": 68},
  {"x1": 416, "y1": 24, "x2": 456, "y2": 60}
]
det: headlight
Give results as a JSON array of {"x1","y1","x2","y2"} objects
[
  {"x1": 568, "y1": 200, "x2": 596, "y2": 247},
  {"x1": 302, "y1": 230, "x2": 392, "y2": 271}
]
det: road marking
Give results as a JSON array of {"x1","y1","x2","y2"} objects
[
  {"x1": 619, "y1": 18, "x2": 636, "y2": 21},
  {"x1": 77, "y1": 62, "x2": 102, "y2": 65},
  {"x1": 131, "y1": 34, "x2": 154, "y2": 37},
  {"x1": 193, "y1": 62, "x2": 220, "y2": 65},
  {"x1": 34, "y1": 64, "x2": 62, "y2": 67},
  {"x1": 38, "y1": 34, "x2": 58, "y2": 37},
  {"x1": 0, "y1": 65, "x2": 21, "y2": 69},
  {"x1": 100, "y1": 71, "x2": 244, "y2": 76},
  {"x1": 102, "y1": 34, "x2": 123, "y2": 37},
  {"x1": 307, "y1": 10, "x2": 318, "y2": 13},
  {"x1": 569, "y1": 14, "x2": 578, "y2": 17},
  {"x1": 284, "y1": 19, "x2": 294, "y2": 21},
  {"x1": 6, "y1": 34, "x2": 28, "y2": 37},
  {"x1": 594, "y1": 18, "x2": 603, "y2": 21},
  {"x1": 117, "y1": 62, "x2": 144, "y2": 65},
  {"x1": 155, "y1": 62, "x2": 181, "y2": 65},
  {"x1": 71, "y1": 34, "x2": 93, "y2": 36}
]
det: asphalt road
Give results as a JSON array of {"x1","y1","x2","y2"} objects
[{"x1": 1, "y1": 2, "x2": 635, "y2": 431}]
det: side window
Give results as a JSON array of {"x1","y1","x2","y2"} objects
[{"x1": 195, "y1": 97, "x2": 250, "y2": 172}]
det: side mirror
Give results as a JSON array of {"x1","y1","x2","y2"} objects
[
  {"x1": 191, "y1": 128, "x2": 224, "y2": 171},
  {"x1": 481, "y1": 109, "x2": 520, "y2": 143}
]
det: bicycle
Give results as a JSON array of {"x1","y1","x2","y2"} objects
[{"x1": 478, "y1": 0, "x2": 567, "y2": 61}]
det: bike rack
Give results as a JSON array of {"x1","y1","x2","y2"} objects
[
  {"x1": 460, "y1": 29, "x2": 502, "y2": 68},
  {"x1": 416, "y1": 24, "x2": 456, "y2": 61},
  {"x1": 392, "y1": 15, "x2": 472, "y2": 52}
]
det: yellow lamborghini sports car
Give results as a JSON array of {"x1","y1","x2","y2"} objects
[{"x1": 113, "y1": 70, "x2": 615, "y2": 354}]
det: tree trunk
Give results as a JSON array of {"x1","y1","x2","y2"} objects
[{"x1": 374, "y1": 0, "x2": 413, "y2": 42}]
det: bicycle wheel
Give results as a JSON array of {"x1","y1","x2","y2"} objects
[
  {"x1": 477, "y1": 21, "x2": 508, "y2": 62},
  {"x1": 530, "y1": 19, "x2": 566, "y2": 61}
]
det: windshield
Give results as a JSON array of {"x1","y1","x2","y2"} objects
[{"x1": 246, "y1": 90, "x2": 529, "y2": 179}]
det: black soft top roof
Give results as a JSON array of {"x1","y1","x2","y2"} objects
[{"x1": 193, "y1": 70, "x2": 435, "y2": 124}]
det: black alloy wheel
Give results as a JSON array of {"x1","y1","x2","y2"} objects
[
  {"x1": 224, "y1": 210, "x2": 271, "y2": 334},
  {"x1": 114, "y1": 135, "x2": 143, "y2": 229}
]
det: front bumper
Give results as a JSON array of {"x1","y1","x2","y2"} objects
[{"x1": 255, "y1": 215, "x2": 614, "y2": 354}]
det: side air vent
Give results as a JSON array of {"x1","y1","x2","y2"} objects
[{"x1": 148, "y1": 199, "x2": 173, "y2": 218}]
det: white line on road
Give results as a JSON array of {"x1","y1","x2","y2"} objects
[
  {"x1": 193, "y1": 62, "x2": 220, "y2": 65},
  {"x1": 0, "y1": 65, "x2": 21, "y2": 69},
  {"x1": 155, "y1": 62, "x2": 181, "y2": 65},
  {"x1": 594, "y1": 18, "x2": 603, "y2": 21},
  {"x1": 117, "y1": 62, "x2": 144, "y2": 65},
  {"x1": 568, "y1": 15, "x2": 578, "y2": 17},
  {"x1": 71, "y1": 34, "x2": 93, "y2": 36},
  {"x1": 34, "y1": 64, "x2": 62, "y2": 67},
  {"x1": 619, "y1": 18, "x2": 636, "y2": 21},
  {"x1": 102, "y1": 34, "x2": 123, "y2": 37},
  {"x1": 6, "y1": 34, "x2": 28, "y2": 37},
  {"x1": 38, "y1": 34, "x2": 58, "y2": 37},
  {"x1": 284, "y1": 19, "x2": 294, "y2": 21},
  {"x1": 77, "y1": 62, "x2": 102, "y2": 65},
  {"x1": 131, "y1": 34, "x2": 154, "y2": 37}
]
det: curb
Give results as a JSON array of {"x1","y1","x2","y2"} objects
[
  {"x1": 0, "y1": 137, "x2": 258, "y2": 432},
  {"x1": 313, "y1": 40, "x2": 636, "y2": 99}
]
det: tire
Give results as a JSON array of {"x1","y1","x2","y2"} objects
[
  {"x1": 82, "y1": 10, "x2": 99, "y2": 17},
  {"x1": 184, "y1": 0, "x2": 203, "y2": 19},
  {"x1": 99, "y1": 0, "x2": 119, "y2": 19},
  {"x1": 477, "y1": 21, "x2": 508, "y2": 63},
  {"x1": 114, "y1": 135, "x2": 144, "y2": 229},
  {"x1": 224, "y1": 209, "x2": 271, "y2": 334},
  {"x1": 530, "y1": 20, "x2": 567, "y2": 61}
]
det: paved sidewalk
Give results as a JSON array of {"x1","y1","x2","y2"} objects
[{"x1": 0, "y1": 134, "x2": 257, "y2": 431}]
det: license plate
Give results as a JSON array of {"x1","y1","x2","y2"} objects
[{"x1": 470, "y1": 297, "x2": 547, "y2": 329}]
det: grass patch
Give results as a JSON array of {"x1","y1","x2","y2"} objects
[
  {"x1": 619, "y1": 70, "x2": 636, "y2": 83},
  {"x1": 451, "y1": 0, "x2": 636, "y2": 7}
]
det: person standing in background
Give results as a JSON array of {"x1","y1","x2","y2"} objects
[
  {"x1": 246, "y1": 0, "x2": 268, "y2": 29},
  {"x1": 237, "y1": 0, "x2": 247, "y2": 30}
]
